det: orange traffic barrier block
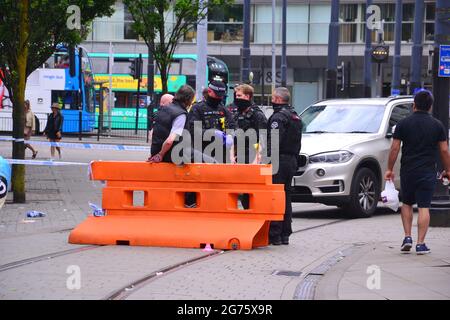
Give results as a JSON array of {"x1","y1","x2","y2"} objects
[{"x1": 69, "y1": 162, "x2": 285, "y2": 250}]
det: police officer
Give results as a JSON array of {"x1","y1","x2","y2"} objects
[
  {"x1": 188, "y1": 80, "x2": 236, "y2": 163},
  {"x1": 233, "y1": 83, "x2": 267, "y2": 165},
  {"x1": 148, "y1": 85, "x2": 195, "y2": 163},
  {"x1": 267, "y1": 87, "x2": 302, "y2": 246},
  {"x1": 233, "y1": 84, "x2": 268, "y2": 209}
]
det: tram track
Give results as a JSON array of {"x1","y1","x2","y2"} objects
[
  {"x1": 0, "y1": 245, "x2": 100, "y2": 273},
  {"x1": 0, "y1": 218, "x2": 347, "y2": 299},
  {"x1": 104, "y1": 219, "x2": 347, "y2": 300}
]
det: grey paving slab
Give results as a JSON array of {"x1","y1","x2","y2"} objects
[
  {"x1": 0, "y1": 246, "x2": 211, "y2": 300},
  {"x1": 1, "y1": 139, "x2": 450, "y2": 300},
  {"x1": 0, "y1": 231, "x2": 86, "y2": 265}
]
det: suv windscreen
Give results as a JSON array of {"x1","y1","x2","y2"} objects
[{"x1": 301, "y1": 104, "x2": 385, "y2": 134}]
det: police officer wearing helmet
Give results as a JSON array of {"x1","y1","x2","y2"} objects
[
  {"x1": 148, "y1": 85, "x2": 195, "y2": 163},
  {"x1": 188, "y1": 80, "x2": 236, "y2": 163},
  {"x1": 233, "y1": 84, "x2": 267, "y2": 164},
  {"x1": 267, "y1": 87, "x2": 302, "y2": 245}
]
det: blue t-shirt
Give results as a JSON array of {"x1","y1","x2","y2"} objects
[{"x1": 393, "y1": 111, "x2": 447, "y2": 174}]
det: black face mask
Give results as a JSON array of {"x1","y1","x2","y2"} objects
[
  {"x1": 234, "y1": 98, "x2": 252, "y2": 112},
  {"x1": 207, "y1": 96, "x2": 222, "y2": 108},
  {"x1": 272, "y1": 102, "x2": 288, "y2": 112}
]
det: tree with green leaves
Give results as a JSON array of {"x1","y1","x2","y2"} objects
[
  {"x1": 124, "y1": 0, "x2": 232, "y2": 94},
  {"x1": 0, "y1": 0, "x2": 115, "y2": 202}
]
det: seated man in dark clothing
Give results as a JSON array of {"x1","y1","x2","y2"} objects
[{"x1": 148, "y1": 85, "x2": 195, "y2": 163}]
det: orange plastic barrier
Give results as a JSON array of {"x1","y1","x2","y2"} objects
[{"x1": 69, "y1": 162, "x2": 285, "y2": 250}]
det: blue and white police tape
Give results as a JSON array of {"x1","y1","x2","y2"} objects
[
  {"x1": 5, "y1": 159, "x2": 89, "y2": 166},
  {"x1": 0, "y1": 136, "x2": 150, "y2": 152}
]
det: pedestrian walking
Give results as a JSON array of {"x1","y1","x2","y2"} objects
[
  {"x1": 24, "y1": 100, "x2": 38, "y2": 159},
  {"x1": 384, "y1": 89, "x2": 450, "y2": 255},
  {"x1": 43, "y1": 102, "x2": 64, "y2": 160},
  {"x1": 267, "y1": 87, "x2": 302, "y2": 245}
]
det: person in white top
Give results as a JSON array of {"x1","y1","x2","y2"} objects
[{"x1": 24, "y1": 100, "x2": 38, "y2": 159}]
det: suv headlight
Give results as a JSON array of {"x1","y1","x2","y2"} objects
[{"x1": 309, "y1": 151, "x2": 354, "y2": 164}]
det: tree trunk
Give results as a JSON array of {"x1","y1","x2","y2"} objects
[
  {"x1": 12, "y1": 0, "x2": 29, "y2": 203},
  {"x1": 160, "y1": 65, "x2": 168, "y2": 94}
]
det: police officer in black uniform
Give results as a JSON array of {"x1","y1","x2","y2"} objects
[
  {"x1": 267, "y1": 87, "x2": 302, "y2": 245},
  {"x1": 148, "y1": 85, "x2": 196, "y2": 163},
  {"x1": 233, "y1": 83, "x2": 268, "y2": 209},
  {"x1": 233, "y1": 83, "x2": 268, "y2": 165},
  {"x1": 188, "y1": 80, "x2": 236, "y2": 163}
]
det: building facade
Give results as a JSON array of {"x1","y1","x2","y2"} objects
[{"x1": 83, "y1": 0, "x2": 436, "y2": 113}]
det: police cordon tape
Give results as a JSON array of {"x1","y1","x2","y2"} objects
[
  {"x1": 0, "y1": 136, "x2": 150, "y2": 152},
  {"x1": 5, "y1": 159, "x2": 89, "y2": 166}
]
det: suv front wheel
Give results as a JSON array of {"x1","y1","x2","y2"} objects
[{"x1": 345, "y1": 167, "x2": 380, "y2": 218}]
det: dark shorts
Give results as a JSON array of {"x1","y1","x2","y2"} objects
[{"x1": 400, "y1": 172, "x2": 436, "y2": 208}]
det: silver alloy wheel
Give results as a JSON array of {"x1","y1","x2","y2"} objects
[{"x1": 358, "y1": 176, "x2": 376, "y2": 211}]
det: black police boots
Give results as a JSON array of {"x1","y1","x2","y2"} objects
[{"x1": 270, "y1": 236, "x2": 282, "y2": 246}]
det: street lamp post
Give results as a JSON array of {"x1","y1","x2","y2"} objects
[
  {"x1": 196, "y1": 0, "x2": 208, "y2": 101},
  {"x1": 364, "y1": 0, "x2": 373, "y2": 98},
  {"x1": 410, "y1": 0, "x2": 425, "y2": 94},
  {"x1": 271, "y1": 0, "x2": 276, "y2": 94},
  {"x1": 281, "y1": 0, "x2": 287, "y2": 87},
  {"x1": 325, "y1": 0, "x2": 340, "y2": 99},
  {"x1": 391, "y1": 0, "x2": 403, "y2": 96},
  {"x1": 146, "y1": 42, "x2": 155, "y2": 143},
  {"x1": 241, "y1": 0, "x2": 251, "y2": 83},
  {"x1": 430, "y1": 0, "x2": 450, "y2": 227}
]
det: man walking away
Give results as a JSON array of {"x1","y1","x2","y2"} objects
[
  {"x1": 267, "y1": 87, "x2": 302, "y2": 245},
  {"x1": 385, "y1": 90, "x2": 450, "y2": 255}
]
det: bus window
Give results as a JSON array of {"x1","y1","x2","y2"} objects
[
  {"x1": 51, "y1": 90, "x2": 79, "y2": 110},
  {"x1": 85, "y1": 84, "x2": 95, "y2": 113}
]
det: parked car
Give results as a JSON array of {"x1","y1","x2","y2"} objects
[{"x1": 292, "y1": 96, "x2": 414, "y2": 218}]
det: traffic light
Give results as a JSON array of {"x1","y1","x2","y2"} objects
[
  {"x1": 129, "y1": 57, "x2": 142, "y2": 80},
  {"x1": 129, "y1": 58, "x2": 137, "y2": 79},
  {"x1": 69, "y1": 46, "x2": 75, "y2": 77},
  {"x1": 337, "y1": 61, "x2": 345, "y2": 92},
  {"x1": 371, "y1": 45, "x2": 389, "y2": 63}
]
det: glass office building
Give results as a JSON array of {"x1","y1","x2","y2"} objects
[{"x1": 83, "y1": 0, "x2": 436, "y2": 113}]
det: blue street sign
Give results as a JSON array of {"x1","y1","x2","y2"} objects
[{"x1": 438, "y1": 45, "x2": 450, "y2": 77}]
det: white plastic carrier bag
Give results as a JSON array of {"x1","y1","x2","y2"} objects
[{"x1": 381, "y1": 180, "x2": 399, "y2": 212}]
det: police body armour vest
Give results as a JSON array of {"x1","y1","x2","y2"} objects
[
  {"x1": 151, "y1": 102, "x2": 187, "y2": 161},
  {"x1": 278, "y1": 108, "x2": 302, "y2": 155}
]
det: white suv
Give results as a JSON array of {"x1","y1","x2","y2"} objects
[{"x1": 292, "y1": 97, "x2": 414, "y2": 218}]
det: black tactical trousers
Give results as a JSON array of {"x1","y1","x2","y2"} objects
[
  {"x1": 184, "y1": 148, "x2": 218, "y2": 207},
  {"x1": 269, "y1": 154, "x2": 298, "y2": 241}
]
